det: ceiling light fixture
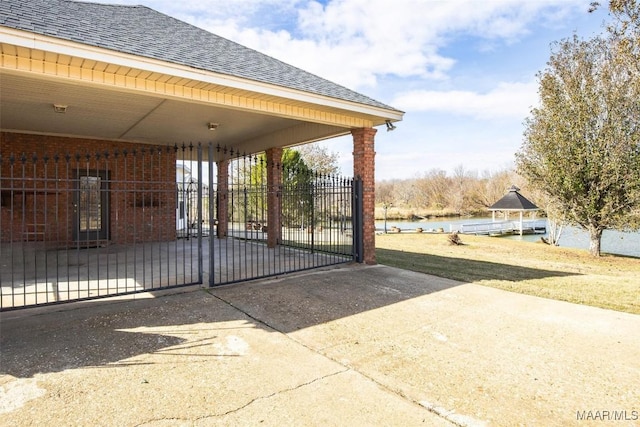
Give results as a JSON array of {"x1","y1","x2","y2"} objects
[
  {"x1": 53, "y1": 104, "x2": 68, "y2": 113},
  {"x1": 385, "y1": 120, "x2": 397, "y2": 132},
  {"x1": 208, "y1": 122, "x2": 219, "y2": 131}
]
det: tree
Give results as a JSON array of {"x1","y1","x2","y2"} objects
[
  {"x1": 451, "y1": 164, "x2": 476, "y2": 214},
  {"x1": 296, "y1": 143, "x2": 340, "y2": 175},
  {"x1": 470, "y1": 169, "x2": 520, "y2": 209},
  {"x1": 280, "y1": 149, "x2": 314, "y2": 228},
  {"x1": 242, "y1": 148, "x2": 314, "y2": 227},
  {"x1": 376, "y1": 180, "x2": 396, "y2": 207},
  {"x1": 516, "y1": 34, "x2": 640, "y2": 256},
  {"x1": 598, "y1": 0, "x2": 640, "y2": 65},
  {"x1": 421, "y1": 169, "x2": 450, "y2": 210},
  {"x1": 605, "y1": 0, "x2": 640, "y2": 229}
]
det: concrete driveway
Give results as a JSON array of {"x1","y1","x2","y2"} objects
[{"x1": 1, "y1": 264, "x2": 638, "y2": 426}]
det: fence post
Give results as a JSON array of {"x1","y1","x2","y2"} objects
[
  {"x1": 197, "y1": 144, "x2": 203, "y2": 284},
  {"x1": 353, "y1": 177, "x2": 364, "y2": 263},
  {"x1": 208, "y1": 143, "x2": 215, "y2": 287}
]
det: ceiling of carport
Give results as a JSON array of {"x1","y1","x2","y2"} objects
[{"x1": 0, "y1": 72, "x2": 326, "y2": 160}]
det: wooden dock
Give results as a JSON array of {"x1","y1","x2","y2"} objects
[{"x1": 458, "y1": 220, "x2": 546, "y2": 236}]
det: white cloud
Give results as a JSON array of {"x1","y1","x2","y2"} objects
[
  {"x1": 78, "y1": 0, "x2": 597, "y2": 178},
  {"x1": 179, "y1": 0, "x2": 587, "y2": 90},
  {"x1": 83, "y1": 0, "x2": 587, "y2": 91},
  {"x1": 391, "y1": 81, "x2": 539, "y2": 120}
]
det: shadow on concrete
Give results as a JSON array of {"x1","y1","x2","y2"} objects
[
  {"x1": 0, "y1": 290, "x2": 259, "y2": 378},
  {"x1": 208, "y1": 264, "x2": 465, "y2": 334},
  {"x1": 0, "y1": 252, "x2": 581, "y2": 379},
  {"x1": 0, "y1": 263, "x2": 463, "y2": 379},
  {"x1": 206, "y1": 250, "x2": 582, "y2": 335}
]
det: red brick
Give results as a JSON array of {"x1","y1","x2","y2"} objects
[
  {"x1": 351, "y1": 128, "x2": 377, "y2": 264},
  {"x1": 265, "y1": 147, "x2": 283, "y2": 248},
  {"x1": 0, "y1": 132, "x2": 176, "y2": 244}
]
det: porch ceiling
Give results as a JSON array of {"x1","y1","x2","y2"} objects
[
  {"x1": 1, "y1": 72, "x2": 295, "y2": 150},
  {"x1": 0, "y1": 71, "x2": 354, "y2": 160}
]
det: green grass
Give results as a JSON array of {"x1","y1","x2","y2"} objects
[{"x1": 376, "y1": 232, "x2": 640, "y2": 315}]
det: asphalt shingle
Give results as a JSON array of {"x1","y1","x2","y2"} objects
[
  {"x1": 489, "y1": 186, "x2": 539, "y2": 211},
  {"x1": 1, "y1": 0, "x2": 399, "y2": 112}
]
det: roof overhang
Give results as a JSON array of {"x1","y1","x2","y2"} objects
[{"x1": 0, "y1": 27, "x2": 403, "y2": 160}]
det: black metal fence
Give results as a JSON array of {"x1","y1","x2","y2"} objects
[
  {"x1": 1, "y1": 143, "x2": 359, "y2": 310},
  {"x1": 206, "y1": 150, "x2": 357, "y2": 285}
]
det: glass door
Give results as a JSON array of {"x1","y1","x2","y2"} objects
[{"x1": 74, "y1": 171, "x2": 109, "y2": 241}]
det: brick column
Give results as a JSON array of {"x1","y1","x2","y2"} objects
[
  {"x1": 266, "y1": 147, "x2": 283, "y2": 248},
  {"x1": 216, "y1": 159, "x2": 229, "y2": 238},
  {"x1": 352, "y1": 127, "x2": 377, "y2": 264}
]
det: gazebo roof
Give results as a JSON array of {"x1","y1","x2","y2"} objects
[{"x1": 489, "y1": 186, "x2": 539, "y2": 211}]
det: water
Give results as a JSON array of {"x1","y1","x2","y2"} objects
[{"x1": 376, "y1": 218, "x2": 640, "y2": 258}]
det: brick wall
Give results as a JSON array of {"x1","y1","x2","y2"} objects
[
  {"x1": 0, "y1": 132, "x2": 177, "y2": 244},
  {"x1": 352, "y1": 128, "x2": 377, "y2": 264},
  {"x1": 266, "y1": 147, "x2": 283, "y2": 248},
  {"x1": 216, "y1": 158, "x2": 229, "y2": 238}
]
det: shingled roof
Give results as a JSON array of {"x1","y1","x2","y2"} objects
[
  {"x1": 489, "y1": 186, "x2": 539, "y2": 211},
  {"x1": 0, "y1": 0, "x2": 399, "y2": 112}
]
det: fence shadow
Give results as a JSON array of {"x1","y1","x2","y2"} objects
[
  {"x1": 209, "y1": 263, "x2": 467, "y2": 334},
  {"x1": 0, "y1": 291, "x2": 254, "y2": 378},
  {"x1": 1, "y1": 263, "x2": 461, "y2": 378},
  {"x1": 206, "y1": 252, "x2": 582, "y2": 334},
  {"x1": 0, "y1": 253, "x2": 582, "y2": 379}
]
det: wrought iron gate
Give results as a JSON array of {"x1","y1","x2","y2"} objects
[{"x1": 1, "y1": 142, "x2": 360, "y2": 310}]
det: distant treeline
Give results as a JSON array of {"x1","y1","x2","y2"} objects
[{"x1": 375, "y1": 166, "x2": 537, "y2": 220}]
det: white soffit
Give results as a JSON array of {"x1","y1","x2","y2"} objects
[{"x1": 1, "y1": 27, "x2": 403, "y2": 123}]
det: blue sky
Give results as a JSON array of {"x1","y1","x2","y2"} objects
[{"x1": 84, "y1": 0, "x2": 610, "y2": 180}]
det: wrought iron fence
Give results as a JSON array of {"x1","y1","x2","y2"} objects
[
  {"x1": 207, "y1": 151, "x2": 356, "y2": 285},
  {"x1": 1, "y1": 142, "x2": 358, "y2": 310},
  {"x1": 0, "y1": 145, "x2": 201, "y2": 310}
]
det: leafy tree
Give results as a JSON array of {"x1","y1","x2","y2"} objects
[
  {"x1": 247, "y1": 148, "x2": 314, "y2": 228},
  {"x1": 245, "y1": 155, "x2": 267, "y2": 223},
  {"x1": 596, "y1": 0, "x2": 640, "y2": 63},
  {"x1": 282, "y1": 149, "x2": 318, "y2": 228},
  {"x1": 516, "y1": 34, "x2": 640, "y2": 256}
]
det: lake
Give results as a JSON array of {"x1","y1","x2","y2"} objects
[{"x1": 375, "y1": 218, "x2": 640, "y2": 258}]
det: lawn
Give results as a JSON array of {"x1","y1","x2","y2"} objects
[{"x1": 375, "y1": 232, "x2": 640, "y2": 315}]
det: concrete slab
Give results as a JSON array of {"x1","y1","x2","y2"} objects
[
  {"x1": 0, "y1": 275, "x2": 449, "y2": 426},
  {"x1": 1, "y1": 264, "x2": 639, "y2": 426},
  {"x1": 210, "y1": 265, "x2": 640, "y2": 426}
]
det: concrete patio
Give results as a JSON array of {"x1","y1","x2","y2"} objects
[
  {"x1": 1, "y1": 264, "x2": 639, "y2": 426},
  {"x1": 1, "y1": 233, "x2": 351, "y2": 310}
]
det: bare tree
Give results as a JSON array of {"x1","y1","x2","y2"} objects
[
  {"x1": 421, "y1": 169, "x2": 450, "y2": 210},
  {"x1": 296, "y1": 143, "x2": 340, "y2": 175}
]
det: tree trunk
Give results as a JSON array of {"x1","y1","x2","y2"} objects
[
  {"x1": 588, "y1": 227, "x2": 603, "y2": 257},
  {"x1": 548, "y1": 218, "x2": 564, "y2": 245}
]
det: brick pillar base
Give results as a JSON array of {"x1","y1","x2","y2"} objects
[
  {"x1": 266, "y1": 147, "x2": 283, "y2": 248},
  {"x1": 352, "y1": 128, "x2": 377, "y2": 264},
  {"x1": 216, "y1": 159, "x2": 229, "y2": 238}
]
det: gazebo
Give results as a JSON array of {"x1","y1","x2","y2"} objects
[{"x1": 488, "y1": 186, "x2": 540, "y2": 235}]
